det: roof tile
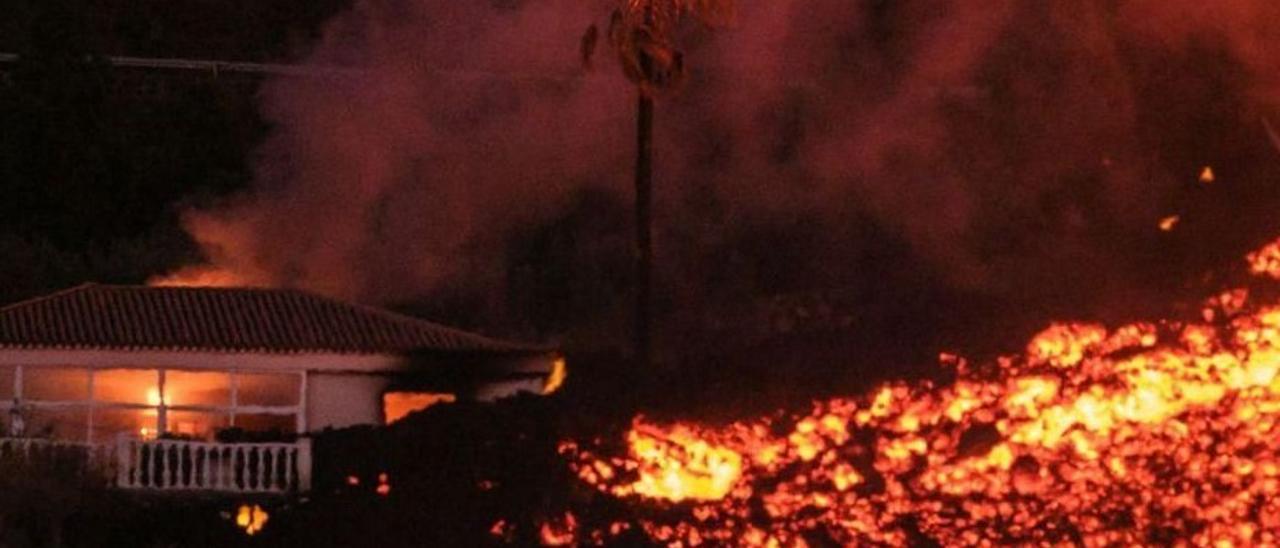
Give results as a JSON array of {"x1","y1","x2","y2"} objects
[{"x1": 0, "y1": 284, "x2": 543, "y2": 355}]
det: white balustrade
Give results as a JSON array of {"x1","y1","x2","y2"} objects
[
  {"x1": 0, "y1": 436, "x2": 311, "y2": 494},
  {"x1": 112, "y1": 436, "x2": 311, "y2": 493}
]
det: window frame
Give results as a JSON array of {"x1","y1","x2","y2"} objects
[{"x1": 0, "y1": 365, "x2": 307, "y2": 444}]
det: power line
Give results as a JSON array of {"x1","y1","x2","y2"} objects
[{"x1": 0, "y1": 52, "x2": 579, "y2": 83}]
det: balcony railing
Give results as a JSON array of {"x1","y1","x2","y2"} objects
[
  {"x1": 115, "y1": 437, "x2": 311, "y2": 493},
  {"x1": 0, "y1": 436, "x2": 311, "y2": 494}
]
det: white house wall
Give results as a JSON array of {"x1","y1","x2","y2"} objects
[
  {"x1": 0, "y1": 349, "x2": 558, "y2": 434},
  {"x1": 306, "y1": 373, "x2": 392, "y2": 431}
]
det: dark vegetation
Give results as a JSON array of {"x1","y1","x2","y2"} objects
[{"x1": 0, "y1": 394, "x2": 606, "y2": 547}]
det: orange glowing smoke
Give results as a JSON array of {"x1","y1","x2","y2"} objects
[
  {"x1": 147, "y1": 264, "x2": 253, "y2": 288},
  {"x1": 551, "y1": 235, "x2": 1280, "y2": 546}
]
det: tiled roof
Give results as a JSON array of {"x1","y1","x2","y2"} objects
[{"x1": 0, "y1": 284, "x2": 545, "y2": 355}]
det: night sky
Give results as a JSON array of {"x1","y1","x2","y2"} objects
[{"x1": 4, "y1": 0, "x2": 1280, "y2": 404}]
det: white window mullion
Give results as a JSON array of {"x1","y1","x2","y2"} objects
[
  {"x1": 157, "y1": 369, "x2": 167, "y2": 435},
  {"x1": 297, "y1": 371, "x2": 308, "y2": 434},
  {"x1": 86, "y1": 369, "x2": 95, "y2": 444},
  {"x1": 229, "y1": 371, "x2": 238, "y2": 427}
]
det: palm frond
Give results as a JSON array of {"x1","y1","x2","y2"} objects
[{"x1": 608, "y1": 0, "x2": 733, "y2": 93}]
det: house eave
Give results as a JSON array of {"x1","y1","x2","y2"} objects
[{"x1": 0, "y1": 346, "x2": 412, "y2": 373}]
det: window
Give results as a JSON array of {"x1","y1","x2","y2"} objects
[
  {"x1": 24, "y1": 367, "x2": 89, "y2": 401},
  {"x1": 94, "y1": 407, "x2": 156, "y2": 441},
  {"x1": 237, "y1": 373, "x2": 299, "y2": 407},
  {"x1": 0, "y1": 366, "x2": 14, "y2": 399},
  {"x1": 166, "y1": 370, "x2": 230, "y2": 407},
  {"x1": 93, "y1": 369, "x2": 159, "y2": 405},
  {"x1": 6, "y1": 366, "x2": 303, "y2": 442},
  {"x1": 25, "y1": 408, "x2": 88, "y2": 441},
  {"x1": 167, "y1": 410, "x2": 230, "y2": 440},
  {"x1": 234, "y1": 413, "x2": 295, "y2": 435}
]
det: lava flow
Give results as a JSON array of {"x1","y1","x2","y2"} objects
[{"x1": 542, "y1": 236, "x2": 1280, "y2": 546}]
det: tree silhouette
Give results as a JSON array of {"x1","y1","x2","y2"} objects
[{"x1": 586, "y1": 0, "x2": 734, "y2": 371}]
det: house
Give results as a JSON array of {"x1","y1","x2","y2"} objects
[{"x1": 0, "y1": 283, "x2": 562, "y2": 493}]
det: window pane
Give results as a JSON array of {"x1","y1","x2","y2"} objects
[
  {"x1": 24, "y1": 368, "x2": 89, "y2": 401},
  {"x1": 235, "y1": 413, "x2": 296, "y2": 436},
  {"x1": 236, "y1": 373, "x2": 299, "y2": 406},
  {"x1": 0, "y1": 366, "x2": 14, "y2": 399},
  {"x1": 93, "y1": 369, "x2": 158, "y2": 405},
  {"x1": 25, "y1": 407, "x2": 88, "y2": 442},
  {"x1": 167, "y1": 410, "x2": 229, "y2": 441},
  {"x1": 94, "y1": 407, "x2": 158, "y2": 442},
  {"x1": 166, "y1": 370, "x2": 230, "y2": 407}
]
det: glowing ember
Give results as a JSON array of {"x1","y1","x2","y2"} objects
[
  {"x1": 376, "y1": 472, "x2": 391, "y2": 496},
  {"x1": 548, "y1": 237, "x2": 1280, "y2": 545},
  {"x1": 490, "y1": 519, "x2": 514, "y2": 541},
  {"x1": 1200, "y1": 165, "x2": 1216, "y2": 183},
  {"x1": 235, "y1": 504, "x2": 269, "y2": 536},
  {"x1": 540, "y1": 512, "x2": 577, "y2": 546},
  {"x1": 1158, "y1": 215, "x2": 1180, "y2": 232}
]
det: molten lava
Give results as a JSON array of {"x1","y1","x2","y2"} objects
[
  {"x1": 1249, "y1": 239, "x2": 1280, "y2": 281},
  {"x1": 549, "y1": 236, "x2": 1280, "y2": 546}
]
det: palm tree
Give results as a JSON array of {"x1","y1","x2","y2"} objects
[{"x1": 586, "y1": 0, "x2": 734, "y2": 371}]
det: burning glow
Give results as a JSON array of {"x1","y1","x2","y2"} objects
[
  {"x1": 543, "y1": 356, "x2": 568, "y2": 395},
  {"x1": 148, "y1": 264, "x2": 253, "y2": 288},
  {"x1": 235, "y1": 504, "x2": 268, "y2": 535},
  {"x1": 1200, "y1": 165, "x2": 1216, "y2": 183},
  {"x1": 1158, "y1": 215, "x2": 1180, "y2": 231},
  {"x1": 549, "y1": 236, "x2": 1280, "y2": 545},
  {"x1": 382, "y1": 392, "x2": 456, "y2": 424},
  {"x1": 145, "y1": 387, "x2": 162, "y2": 406}
]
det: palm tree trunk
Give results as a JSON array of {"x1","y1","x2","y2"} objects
[{"x1": 634, "y1": 78, "x2": 654, "y2": 371}]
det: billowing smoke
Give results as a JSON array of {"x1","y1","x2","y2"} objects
[
  {"x1": 177, "y1": 0, "x2": 632, "y2": 302},
  {"x1": 172, "y1": 0, "x2": 1280, "y2": 360}
]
